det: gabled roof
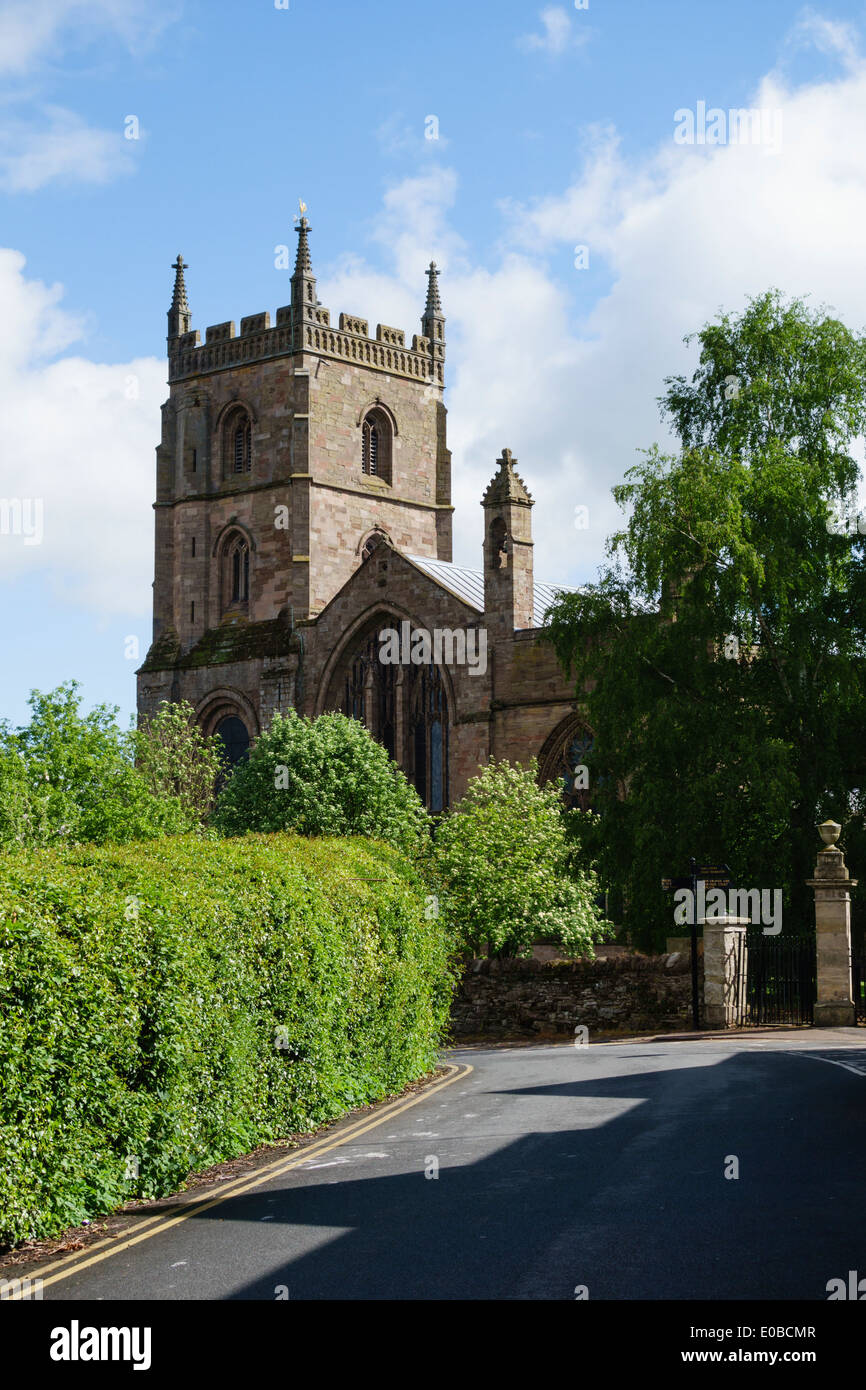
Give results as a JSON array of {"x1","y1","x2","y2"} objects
[{"x1": 405, "y1": 554, "x2": 575, "y2": 628}]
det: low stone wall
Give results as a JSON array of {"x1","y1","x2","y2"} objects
[{"x1": 449, "y1": 952, "x2": 700, "y2": 1040}]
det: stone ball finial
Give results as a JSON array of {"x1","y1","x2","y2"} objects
[{"x1": 818, "y1": 819, "x2": 842, "y2": 848}]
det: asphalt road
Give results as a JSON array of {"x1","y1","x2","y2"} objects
[{"x1": 27, "y1": 1030, "x2": 866, "y2": 1300}]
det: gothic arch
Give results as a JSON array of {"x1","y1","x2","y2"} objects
[
  {"x1": 215, "y1": 525, "x2": 252, "y2": 615},
  {"x1": 315, "y1": 602, "x2": 411, "y2": 716},
  {"x1": 360, "y1": 405, "x2": 394, "y2": 484},
  {"x1": 214, "y1": 397, "x2": 258, "y2": 432},
  {"x1": 210, "y1": 518, "x2": 257, "y2": 557},
  {"x1": 357, "y1": 527, "x2": 391, "y2": 560},
  {"x1": 317, "y1": 610, "x2": 454, "y2": 811},
  {"x1": 354, "y1": 398, "x2": 399, "y2": 434},
  {"x1": 538, "y1": 711, "x2": 595, "y2": 811},
  {"x1": 315, "y1": 603, "x2": 457, "y2": 720},
  {"x1": 195, "y1": 687, "x2": 260, "y2": 740},
  {"x1": 215, "y1": 399, "x2": 256, "y2": 479}
]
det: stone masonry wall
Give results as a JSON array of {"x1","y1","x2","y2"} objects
[{"x1": 450, "y1": 953, "x2": 702, "y2": 1039}]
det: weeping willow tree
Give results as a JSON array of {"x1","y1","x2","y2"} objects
[{"x1": 544, "y1": 291, "x2": 866, "y2": 950}]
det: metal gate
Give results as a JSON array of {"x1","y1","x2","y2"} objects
[{"x1": 734, "y1": 932, "x2": 816, "y2": 1027}]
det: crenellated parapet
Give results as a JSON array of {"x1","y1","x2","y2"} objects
[
  {"x1": 168, "y1": 315, "x2": 440, "y2": 384},
  {"x1": 167, "y1": 218, "x2": 445, "y2": 387}
]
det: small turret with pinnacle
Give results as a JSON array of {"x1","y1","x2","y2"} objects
[{"x1": 167, "y1": 254, "x2": 191, "y2": 340}]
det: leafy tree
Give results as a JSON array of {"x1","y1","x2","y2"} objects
[
  {"x1": 135, "y1": 699, "x2": 226, "y2": 826},
  {"x1": 213, "y1": 710, "x2": 430, "y2": 853},
  {"x1": 544, "y1": 290, "x2": 866, "y2": 949},
  {"x1": 431, "y1": 758, "x2": 611, "y2": 959},
  {"x1": 0, "y1": 684, "x2": 201, "y2": 850},
  {"x1": 0, "y1": 742, "x2": 35, "y2": 849}
]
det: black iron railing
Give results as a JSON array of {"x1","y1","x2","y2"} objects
[
  {"x1": 739, "y1": 932, "x2": 816, "y2": 1027},
  {"x1": 853, "y1": 941, "x2": 866, "y2": 1023}
]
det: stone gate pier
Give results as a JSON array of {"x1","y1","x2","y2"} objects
[
  {"x1": 700, "y1": 916, "x2": 750, "y2": 1028},
  {"x1": 808, "y1": 820, "x2": 857, "y2": 1027}
]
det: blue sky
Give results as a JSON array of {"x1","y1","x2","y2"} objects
[{"x1": 2, "y1": 0, "x2": 866, "y2": 728}]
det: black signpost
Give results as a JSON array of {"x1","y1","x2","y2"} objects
[
  {"x1": 661, "y1": 860, "x2": 733, "y2": 1031},
  {"x1": 688, "y1": 857, "x2": 699, "y2": 1030}
]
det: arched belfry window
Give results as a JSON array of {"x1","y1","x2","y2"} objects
[
  {"x1": 220, "y1": 530, "x2": 251, "y2": 613},
  {"x1": 233, "y1": 420, "x2": 251, "y2": 473},
  {"x1": 362, "y1": 419, "x2": 379, "y2": 475},
  {"x1": 361, "y1": 408, "x2": 392, "y2": 484},
  {"x1": 222, "y1": 406, "x2": 253, "y2": 478}
]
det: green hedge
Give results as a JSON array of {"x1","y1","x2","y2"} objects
[{"x1": 0, "y1": 833, "x2": 453, "y2": 1246}]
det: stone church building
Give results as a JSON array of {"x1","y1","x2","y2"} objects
[{"x1": 137, "y1": 218, "x2": 592, "y2": 810}]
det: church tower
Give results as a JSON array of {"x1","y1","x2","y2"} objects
[
  {"x1": 146, "y1": 215, "x2": 452, "y2": 643},
  {"x1": 140, "y1": 215, "x2": 453, "y2": 737},
  {"x1": 482, "y1": 447, "x2": 535, "y2": 635}
]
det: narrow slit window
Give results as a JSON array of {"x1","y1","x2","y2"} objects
[{"x1": 228, "y1": 538, "x2": 250, "y2": 605}]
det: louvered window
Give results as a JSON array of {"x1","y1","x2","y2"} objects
[
  {"x1": 362, "y1": 419, "x2": 380, "y2": 476},
  {"x1": 233, "y1": 423, "x2": 251, "y2": 473},
  {"x1": 361, "y1": 410, "x2": 392, "y2": 482}
]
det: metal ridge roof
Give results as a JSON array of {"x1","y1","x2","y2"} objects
[{"x1": 405, "y1": 554, "x2": 575, "y2": 627}]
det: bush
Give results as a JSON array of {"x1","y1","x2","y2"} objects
[
  {"x1": 431, "y1": 758, "x2": 612, "y2": 959},
  {"x1": 0, "y1": 832, "x2": 454, "y2": 1247},
  {"x1": 0, "y1": 685, "x2": 217, "y2": 852},
  {"x1": 134, "y1": 699, "x2": 226, "y2": 825},
  {"x1": 213, "y1": 711, "x2": 430, "y2": 854}
]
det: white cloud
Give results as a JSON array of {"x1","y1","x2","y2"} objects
[
  {"x1": 518, "y1": 6, "x2": 589, "y2": 57},
  {"x1": 782, "y1": 9, "x2": 860, "y2": 71},
  {"x1": 321, "y1": 167, "x2": 466, "y2": 334},
  {"x1": 376, "y1": 113, "x2": 451, "y2": 158},
  {"x1": 0, "y1": 249, "x2": 161, "y2": 614},
  {"x1": 0, "y1": 0, "x2": 171, "y2": 192},
  {"x1": 315, "y1": 40, "x2": 866, "y2": 590},
  {"x1": 0, "y1": 0, "x2": 177, "y2": 77},
  {"x1": 10, "y1": 21, "x2": 866, "y2": 618},
  {"x1": 0, "y1": 105, "x2": 137, "y2": 191}
]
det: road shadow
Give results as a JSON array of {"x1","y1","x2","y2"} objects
[{"x1": 181, "y1": 1048, "x2": 866, "y2": 1300}]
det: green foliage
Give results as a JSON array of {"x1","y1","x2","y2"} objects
[
  {"x1": 134, "y1": 699, "x2": 226, "y2": 826},
  {"x1": 0, "y1": 684, "x2": 193, "y2": 851},
  {"x1": 0, "y1": 688, "x2": 224, "y2": 852},
  {"x1": 0, "y1": 832, "x2": 454, "y2": 1247},
  {"x1": 213, "y1": 710, "x2": 430, "y2": 854},
  {"x1": 543, "y1": 290, "x2": 866, "y2": 949},
  {"x1": 431, "y1": 758, "x2": 611, "y2": 958}
]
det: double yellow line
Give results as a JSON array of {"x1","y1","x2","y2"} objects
[{"x1": 7, "y1": 1061, "x2": 473, "y2": 1297}]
